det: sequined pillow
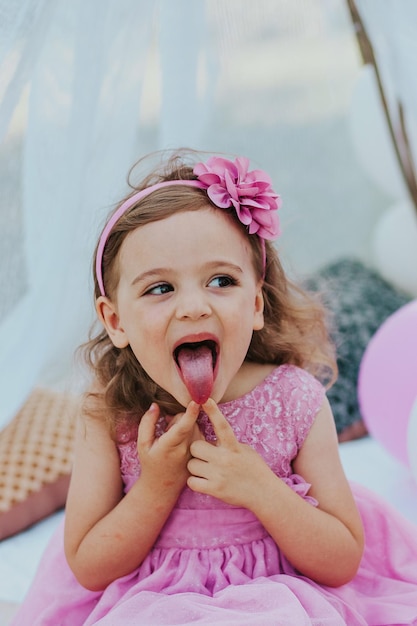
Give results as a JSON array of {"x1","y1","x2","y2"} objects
[{"x1": 0, "y1": 388, "x2": 78, "y2": 540}]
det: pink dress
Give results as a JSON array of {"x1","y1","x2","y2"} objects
[{"x1": 12, "y1": 365, "x2": 417, "y2": 625}]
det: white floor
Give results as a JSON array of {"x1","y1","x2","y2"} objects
[{"x1": 339, "y1": 436, "x2": 417, "y2": 523}]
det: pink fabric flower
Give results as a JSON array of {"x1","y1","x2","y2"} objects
[{"x1": 193, "y1": 156, "x2": 281, "y2": 240}]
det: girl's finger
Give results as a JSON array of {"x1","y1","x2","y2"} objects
[
  {"x1": 137, "y1": 403, "x2": 160, "y2": 449},
  {"x1": 201, "y1": 398, "x2": 237, "y2": 446},
  {"x1": 167, "y1": 401, "x2": 200, "y2": 438},
  {"x1": 187, "y1": 456, "x2": 209, "y2": 480}
]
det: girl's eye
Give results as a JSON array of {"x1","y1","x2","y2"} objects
[
  {"x1": 208, "y1": 275, "x2": 237, "y2": 288},
  {"x1": 145, "y1": 283, "x2": 174, "y2": 296}
]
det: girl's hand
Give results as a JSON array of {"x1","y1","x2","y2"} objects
[
  {"x1": 187, "y1": 398, "x2": 272, "y2": 508},
  {"x1": 65, "y1": 401, "x2": 204, "y2": 590},
  {"x1": 137, "y1": 401, "x2": 202, "y2": 489}
]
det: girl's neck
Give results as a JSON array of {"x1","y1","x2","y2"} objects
[{"x1": 220, "y1": 361, "x2": 276, "y2": 403}]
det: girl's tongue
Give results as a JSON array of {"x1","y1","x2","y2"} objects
[{"x1": 176, "y1": 344, "x2": 214, "y2": 404}]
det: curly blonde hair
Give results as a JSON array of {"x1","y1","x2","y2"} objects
[{"x1": 82, "y1": 150, "x2": 337, "y2": 437}]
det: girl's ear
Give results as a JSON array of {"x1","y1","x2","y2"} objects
[
  {"x1": 95, "y1": 296, "x2": 129, "y2": 348},
  {"x1": 253, "y1": 283, "x2": 265, "y2": 331}
]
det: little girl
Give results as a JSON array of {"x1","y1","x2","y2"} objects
[{"x1": 12, "y1": 151, "x2": 417, "y2": 625}]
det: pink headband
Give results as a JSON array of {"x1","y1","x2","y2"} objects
[{"x1": 96, "y1": 156, "x2": 281, "y2": 297}]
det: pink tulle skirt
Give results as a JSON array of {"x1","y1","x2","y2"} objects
[{"x1": 11, "y1": 483, "x2": 417, "y2": 625}]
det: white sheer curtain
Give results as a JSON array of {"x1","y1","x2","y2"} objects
[
  {"x1": 0, "y1": 0, "x2": 154, "y2": 425},
  {"x1": 2, "y1": 0, "x2": 414, "y2": 428}
]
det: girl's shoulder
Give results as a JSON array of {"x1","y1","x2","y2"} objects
[
  {"x1": 267, "y1": 364, "x2": 326, "y2": 416},
  {"x1": 220, "y1": 363, "x2": 326, "y2": 455},
  {"x1": 267, "y1": 363, "x2": 325, "y2": 395},
  {"x1": 257, "y1": 365, "x2": 326, "y2": 449},
  {"x1": 230, "y1": 361, "x2": 325, "y2": 401},
  {"x1": 222, "y1": 362, "x2": 325, "y2": 424}
]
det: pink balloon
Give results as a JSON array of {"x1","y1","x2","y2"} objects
[{"x1": 358, "y1": 299, "x2": 417, "y2": 465}]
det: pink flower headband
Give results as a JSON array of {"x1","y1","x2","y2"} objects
[{"x1": 96, "y1": 156, "x2": 281, "y2": 297}]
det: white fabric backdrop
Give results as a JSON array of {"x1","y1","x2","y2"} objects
[
  {"x1": 0, "y1": 0, "x2": 154, "y2": 425},
  {"x1": 0, "y1": 0, "x2": 416, "y2": 428}
]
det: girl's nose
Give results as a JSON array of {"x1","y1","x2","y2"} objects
[{"x1": 175, "y1": 290, "x2": 212, "y2": 321}]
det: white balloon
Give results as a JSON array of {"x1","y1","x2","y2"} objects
[
  {"x1": 372, "y1": 200, "x2": 417, "y2": 296},
  {"x1": 407, "y1": 396, "x2": 417, "y2": 484},
  {"x1": 349, "y1": 65, "x2": 408, "y2": 199}
]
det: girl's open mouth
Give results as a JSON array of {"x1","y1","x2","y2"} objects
[{"x1": 174, "y1": 339, "x2": 218, "y2": 404}]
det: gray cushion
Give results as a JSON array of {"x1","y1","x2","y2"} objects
[{"x1": 305, "y1": 258, "x2": 411, "y2": 436}]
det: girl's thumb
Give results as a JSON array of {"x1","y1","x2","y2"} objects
[{"x1": 137, "y1": 402, "x2": 160, "y2": 448}]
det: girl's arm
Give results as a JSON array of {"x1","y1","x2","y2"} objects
[
  {"x1": 64, "y1": 401, "x2": 200, "y2": 591},
  {"x1": 187, "y1": 398, "x2": 364, "y2": 587}
]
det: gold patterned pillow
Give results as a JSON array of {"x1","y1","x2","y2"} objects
[{"x1": 0, "y1": 388, "x2": 78, "y2": 540}]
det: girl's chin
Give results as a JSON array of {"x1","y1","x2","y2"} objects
[{"x1": 171, "y1": 386, "x2": 220, "y2": 409}]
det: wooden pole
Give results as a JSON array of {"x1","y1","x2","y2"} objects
[{"x1": 346, "y1": 0, "x2": 417, "y2": 211}]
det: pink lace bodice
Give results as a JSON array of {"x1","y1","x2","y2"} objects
[{"x1": 118, "y1": 364, "x2": 325, "y2": 509}]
